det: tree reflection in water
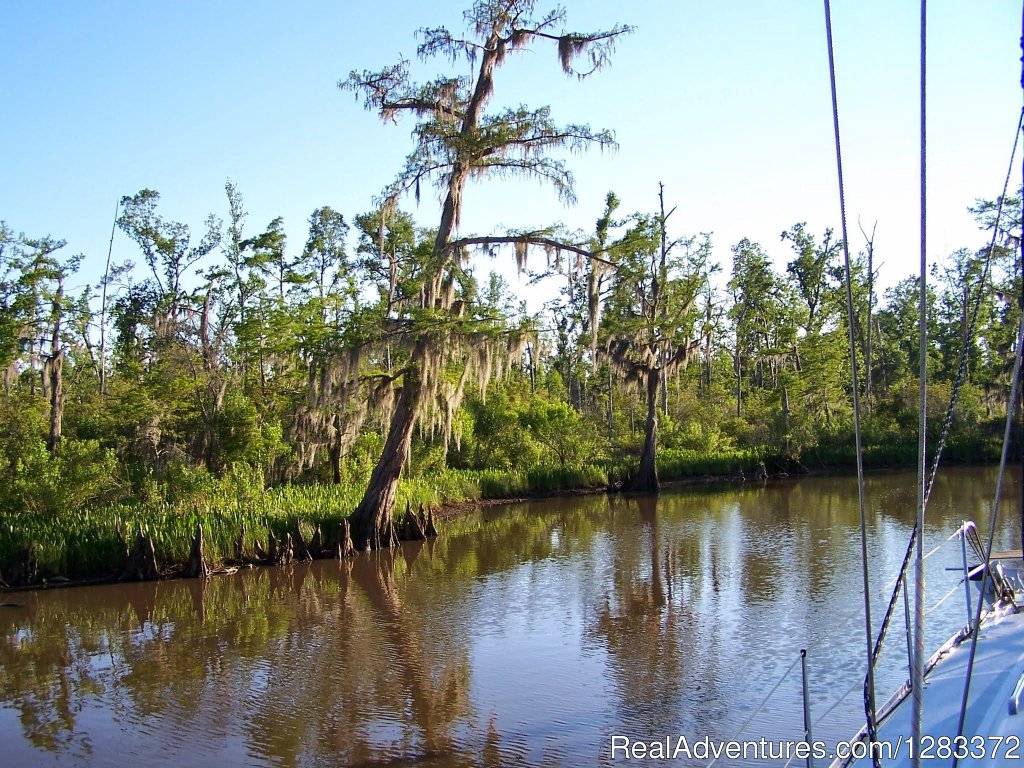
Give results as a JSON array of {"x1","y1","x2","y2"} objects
[
  {"x1": 0, "y1": 545, "x2": 532, "y2": 767},
  {"x1": 1, "y1": 467, "x2": 1018, "y2": 766},
  {"x1": 587, "y1": 495, "x2": 705, "y2": 739}
]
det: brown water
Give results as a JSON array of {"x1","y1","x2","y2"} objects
[{"x1": 1, "y1": 466, "x2": 1020, "y2": 767}]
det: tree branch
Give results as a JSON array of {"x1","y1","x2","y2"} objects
[{"x1": 445, "y1": 234, "x2": 616, "y2": 269}]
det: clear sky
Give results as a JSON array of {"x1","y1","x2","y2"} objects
[{"x1": 2, "y1": 1, "x2": 1021, "y2": 304}]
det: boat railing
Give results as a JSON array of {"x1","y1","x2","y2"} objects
[
  {"x1": 788, "y1": 520, "x2": 1018, "y2": 768},
  {"x1": 896, "y1": 519, "x2": 1019, "y2": 691},
  {"x1": 923, "y1": 521, "x2": 980, "y2": 629},
  {"x1": 921, "y1": 520, "x2": 1016, "y2": 632},
  {"x1": 839, "y1": 519, "x2": 1021, "y2": 763},
  {"x1": 860, "y1": 520, "x2": 1007, "y2": 695},
  {"x1": 709, "y1": 520, "x2": 1019, "y2": 768}
]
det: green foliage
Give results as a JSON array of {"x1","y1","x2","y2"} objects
[
  {"x1": 459, "y1": 386, "x2": 539, "y2": 469},
  {"x1": 1, "y1": 148, "x2": 1018, "y2": 581},
  {"x1": 522, "y1": 398, "x2": 599, "y2": 469},
  {"x1": 657, "y1": 447, "x2": 766, "y2": 479},
  {"x1": 210, "y1": 386, "x2": 286, "y2": 475},
  {"x1": 0, "y1": 460, "x2": 612, "y2": 579},
  {"x1": 0, "y1": 439, "x2": 120, "y2": 516}
]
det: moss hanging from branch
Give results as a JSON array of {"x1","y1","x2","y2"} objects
[{"x1": 411, "y1": 323, "x2": 532, "y2": 453}]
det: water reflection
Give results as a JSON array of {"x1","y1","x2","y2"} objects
[
  {"x1": 0, "y1": 466, "x2": 1019, "y2": 767},
  {"x1": 588, "y1": 497, "x2": 696, "y2": 741},
  {"x1": 0, "y1": 552, "x2": 528, "y2": 766}
]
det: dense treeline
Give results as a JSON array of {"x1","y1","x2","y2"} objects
[
  {"x1": 1, "y1": 185, "x2": 1017, "y2": 531},
  {"x1": 1, "y1": 0, "x2": 1020, "y2": 579}
]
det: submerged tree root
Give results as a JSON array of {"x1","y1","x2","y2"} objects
[
  {"x1": 337, "y1": 520, "x2": 356, "y2": 559},
  {"x1": 396, "y1": 503, "x2": 440, "y2": 541}
]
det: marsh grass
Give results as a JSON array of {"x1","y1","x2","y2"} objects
[
  {"x1": 0, "y1": 462, "x2": 614, "y2": 580},
  {"x1": 657, "y1": 448, "x2": 766, "y2": 479},
  {"x1": 5, "y1": 438, "x2": 986, "y2": 582},
  {"x1": 800, "y1": 433, "x2": 1001, "y2": 470}
]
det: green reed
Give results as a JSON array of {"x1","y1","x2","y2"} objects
[{"x1": 0, "y1": 461, "x2": 616, "y2": 581}]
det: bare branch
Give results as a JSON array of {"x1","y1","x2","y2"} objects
[
  {"x1": 417, "y1": 26, "x2": 489, "y2": 62},
  {"x1": 445, "y1": 234, "x2": 616, "y2": 269}
]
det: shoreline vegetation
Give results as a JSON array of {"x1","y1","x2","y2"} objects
[{"x1": 0, "y1": 435, "x2": 1003, "y2": 591}]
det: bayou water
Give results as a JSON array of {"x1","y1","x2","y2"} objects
[{"x1": 1, "y1": 466, "x2": 1019, "y2": 767}]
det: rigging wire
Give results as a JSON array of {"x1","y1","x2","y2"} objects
[
  {"x1": 751, "y1": 524, "x2": 976, "y2": 759},
  {"x1": 821, "y1": 1, "x2": 879, "y2": 756},
  {"x1": 953, "y1": 9, "x2": 1024, "y2": 757},
  {"x1": 705, "y1": 654, "x2": 802, "y2": 768},
  {"x1": 1019, "y1": 0, "x2": 1024, "y2": 595},
  {"x1": 911, "y1": 2, "x2": 927, "y2": 761}
]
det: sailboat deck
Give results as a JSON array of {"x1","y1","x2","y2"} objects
[{"x1": 842, "y1": 588, "x2": 1024, "y2": 766}]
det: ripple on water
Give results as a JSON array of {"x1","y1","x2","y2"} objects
[{"x1": 0, "y1": 467, "x2": 1019, "y2": 767}]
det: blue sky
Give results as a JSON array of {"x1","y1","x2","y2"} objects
[{"x1": 2, "y1": 1, "x2": 1020, "y2": 303}]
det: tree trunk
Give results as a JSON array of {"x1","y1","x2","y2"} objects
[
  {"x1": 349, "y1": 36, "x2": 500, "y2": 549},
  {"x1": 635, "y1": 367, "x2": 660, "y2": 492},
  {"x1": 607, "y1": 366, "x2": 614, "y2": 431},
  {"x1": 182, "y1": 523, "x2": 210, "y2": 579},
  {"x1": 349, "y1": 346, "x2": 424, "y2": 549},
  {"x1": 47, "y1": 281, "x2": 64, "y2": 453},
  {"x1": 292, "y1": 519, "x2": 313, "y2": 561},
  {"x1": 526, "y1": 342, "x2": 537, "y2": 394},
  {"x1": 100, "y1": 201, "x2": 119, "y2": 397},
  {"x1": 198, "y1": 381, "x2": 227, "y2": 473},
  {"x1": 781, "y1": 385, "x2": 791, "y2": 457},
  {"x1": 337, "y1": 520, "x2": 355, "y2": 558},
  {"x1": 734, "y1": 350, "x2": 742, "y2": 418},
  {"x1": 660, "y1": 366, "x2": 668, "y2": 417},
  {"x1": 875, "y1": 319, "x2": 888, "y2": 395},
  {"x1": 120, "y1": 526, "x2": 159, "y2": 581},
  {"x1": 703, "y1": 330, "x2": 713, "y2": 393},
  {"x1": 329, "y1": 413, "x2": 343, "y2": 484}
]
